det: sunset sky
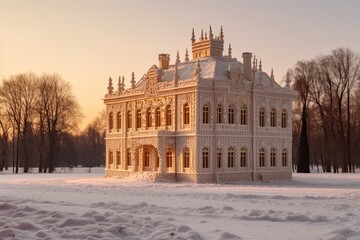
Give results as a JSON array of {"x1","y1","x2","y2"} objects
[{"x1": 1, "y1": 0, "x2": 359, "y2": 130}]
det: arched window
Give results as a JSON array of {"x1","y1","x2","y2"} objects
[
  {"x1": 146, "y1": 108, "x2": 152, "y2": 128},
  {"x1": 166, "y1": 105, "x2": 172, "y2": 126},
  {"x1": 144, "y1": 151, "x2": 150, "y2": 167},
  {"x1": 259, "y1": 108, "x2": 265, "y2": 127},
  {"x1": 259, "y1": 148, "x2": 265, "y2": 167},
  {"x1": 108, "y1": 151, "x2": 113, "y2": 165},
  {"x1": 217, "y1": 104, "x2": 223, "y2": 123},
  {"x1": 203, "y1": 104, "x2": 210, "y2": 124},
  {"x1": 282, "y1": 149, "x2": 288, "y2": 167},
  {"x1": 202, "y1": 147, "x2": 209, "y2": 168},
  {"x1": 184, "y1": 103, "x2": 190, "y2": 124},
  {"x1": 228, "y1": 147, "x2": 234, "y2": 168},
  {"x1": 116, "y1": 112, "x2": 121, "y2": 130},
  {"x1": 166, "y1": 150, "x2": 173, "y2": 168},
  {"x1": 281, "y1": 110, "x2": 287, "y2": 128},
  {"x1": 109, "y1": 112, "x2": 114, "y2": 130},
  {"x1": 228, "y1": 105, "x2": 235, "y2": 124},
  {"x1": 270, "y1": 148, "x2": 276, "y2": 167},
  {"x1": 183, "y1": 148, "x2": 190, "y2": 168},
  {"x1": 217, "y1": 148, "x2": 222, "y2": 168},
  {"x1": 136, "y1": 110, "x2": 142, "y2": 128},
  {"x1": 240, "y1": 148, "x2": 247, "y2": 167},
  {"x1": 240, "y1": 105, "x2": 247, "y2": 125},
  {"x1": 270, "y1": 108, "x2": 276, "y2": 127},
  {"x1": 116, "y1": 150, "x2": 121, "y2": 165},
  {"x1": 155, "y1": 107, "x2": 161, "y2": 127},
  {"x1": 127, "y1": 111, "x2": 132, "y2": 128}
]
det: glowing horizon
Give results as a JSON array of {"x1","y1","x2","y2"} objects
[{"x1": 1, "y1": 0, "x2": 359, "y2": 130}]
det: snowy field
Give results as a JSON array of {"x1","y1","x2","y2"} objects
[{"x1": 1, "y1": 169, "x2": 360, "y2": 240}]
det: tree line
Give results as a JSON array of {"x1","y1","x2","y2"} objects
[
  {"x1": 0, "y1": 73, "x2": 106, "y2": 173},
  {"x1": 292, "y1": 48, "x2": 360, "y2": 173}
]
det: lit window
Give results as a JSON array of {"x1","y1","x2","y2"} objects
[
  {"x1": 228, "y1": 147, "x2": 234, "y2": 168},
  {"x1": 228, "y1": 105, "x2": 235, "y2": 124},
  {"x1": 259, "y1": 148, "x2": 265, "y2": 167},
  {"x1": 240, "y1": 148, "x2": 247, "y2": 167},
  {"x1": 270, "y1": 148, "x2": 276, "y2": 167},
  {"x1": 202, "y1": 147, "x2": 209, "y2": 168}
]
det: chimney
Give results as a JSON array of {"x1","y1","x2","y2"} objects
[
  {"x1": 158, "y1": 54, "x2": 170, "y2": 70},
  {"x1": 242, "y1": 52, "x2": 252, "y2": 80}
]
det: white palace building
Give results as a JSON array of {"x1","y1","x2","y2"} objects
[{"x1": 104, "y1": 26, "x2": 296, "y2": 183}]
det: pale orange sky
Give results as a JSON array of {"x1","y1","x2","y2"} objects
[{"x1": 1, "y1": 0, "x2": 359, "y2": 130}]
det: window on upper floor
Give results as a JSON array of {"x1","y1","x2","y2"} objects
[
  {"x1": 166, "y1": 105, "x2": 172, "y2": 126},
  {"x1": 109, "y1": 112, "x2": 114, "y2": 130},
  {"x1": 281, "y1": 110, "x2": 287, "y2": 128},
  {"x1": 136, "y1": 110, "x2": 142, "y2": 129},
  {"x1": 203, "y1": 104, "x2": 210, "y2": 124},
  {"x1": 228, "y1": 105, "x2": 235, "y2": 124},
  {"x1": 217, "y1": 104, "x2": 223, "y2": 124},
  {"x1": 127, "y1": 111, "x2": 132, "y2": 129},
  {"x1": 116, "y1": 112, "x2": 121, "y2": 130},
  {"x1": 240, "y1": 105, "x2": 247, "y2": 125},
  {"x1": 146, "y1": 108, "x2": 152, "y2": 128},
  {"x1": 259, "y1": 108, "x2": 265, "y2": 127},
  {"x1": 270, "y1": 108, "x2": 276, "y2": 127},
  {"x1": 155, "y1": 107, "x2": 161, "y2": 127},
  {"x1": 184, "y1": 103, "x2": 190, "y2": 125}
]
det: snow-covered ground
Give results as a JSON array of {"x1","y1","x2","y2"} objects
[{"x1": 1, "y1": 169, "x2": 360, "y2": 240}]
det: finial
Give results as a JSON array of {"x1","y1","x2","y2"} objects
[
  {"x1": 253, "y1": 55, "x2": 256, "y2": 71},
  {"x1": 286, "y1": 70, "x2": 291, "y2": 88},
  {"x1": 228, "y1": 43, "x2": 232, "y2": 58},
  {"x1": 205, "y1": 31, "x2": 208, "y2": 40},
  {"x1": 219, "y1": 26, "x2": 224, "y2": 41},
  {"x1": 209, "y1": 25, "x2": 213, "y2": 39},
  {"x1": 201, "y1": 29, "x2": 204, "y2": 40},
  {"x1": 259, "y1": 60, "x2": 262, "y2": 72},
  {"x1": 194, "y1": 59, "x2": 202, "y2": 77},
  {"x1": 185, "y1": 48, "x2": 189, "y2": 62},
  {"x1": 122, "y1": 76, "x2": 125, "y2": 90},
  {"x1": 191, "y1": 28, "x2": 195, "y2": 43},
  {"x1": 270, "y1": 68, "x2": 274, "y2": 80},
  {"x1": 118, "y1": 76, "x2": 121, "y2": 92},
  {"x1": 107, "y1": 77, "x2": 113, "y2": 94},
  {"x1": 131, "y1": 72, "x2": 135, "y2": 89},
  {"x1": 176, "y1": 51, "x2": 180, "y2": 65}
]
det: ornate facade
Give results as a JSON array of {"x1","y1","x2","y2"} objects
[{"x1": 104, "y1": 26, "x2": 296, "y2": 183}]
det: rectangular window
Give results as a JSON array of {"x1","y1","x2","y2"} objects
[
  {"x1": 228, "y1": 150, "x2": 234, "y2": 168},
  {"x1": 136, "y1": 111, "x2": 141, "y2": 128},
  {"x1": 184, "y1": 104, "x2": 190, "y2": 125},
  {"x1": 217, "y1": 149, "x2": 222, "y2": 168},
  {"x1": 281, "y1": 111, "x2": 287, "y2": 128},
  {"x1": 109, "y1": 151, "x2": 113, "y2": 165},
  {"x1": 270, "y1": 151, "x2": 276, "y2": 167},
  {"x1": 259, "y1": 151, "x2": 265, "y2": 167},
  {"x1": 166, "y1": 151, "x2": 173, "y2": 168},
  {"x1": 166, "y1": 107, "x2": 172, "y2": 126},
  {"x1": 117, "y1": 151, "x2": 121, "y2": 165},
  {"x1": 202, "y1": 150, "x2": 209, "y2": 168},
  {"x1": 282, "y1": 151, "x2": 288, "y2": 167},
  {"x1": 217, "y1": 106, "x2": 223, "y2": 123},
  {"x1": 240, "y1": 149, "x2": 246, "y2": 167},
  {"x1": 228, "y1": 107, "x2": 234, "y2": 124},
  {"x1": 144, "y1": 152, "x2": 150, "y2": 167}
]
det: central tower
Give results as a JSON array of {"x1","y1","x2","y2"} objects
[{"x1": 191, "y1": 25, "x2": 224, "y2": 60}]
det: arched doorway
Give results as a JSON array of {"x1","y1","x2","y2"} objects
[{"x1": 139, "y1": 145, "x2": 159, "y2": 172}]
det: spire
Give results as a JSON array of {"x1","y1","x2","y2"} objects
[
  {"x1": 122, "y1": 76, "x2": 125, "y2": 90},
  {"x1": 185, "y1": 48, "x2": 189, "y2": 62},
  {"x1": 270, "y1": 68, "x2": 274, "y2": 80},
  {"x1": 191, "y1": 28, "x2": 195, "y2": 43},
  {"x1": 107, "y1": 77, "x2": 113, "y2": 94},
  {"x1": 118, "y1": 76, "x2": 121, "y2": 92},
  {"x1": 228, "y1": 43, "x2": 232, "y2": 58},
  {"x1": 259, "y1": 60, "x2": 262, "y2": 72},
  {"x1": 209, "y1": 25, "x2": 213, "y2": 39},
  {"x1": 219, "y1": 26, "x2": 224, "y2": 41},
  {"x1": 252, "y1": 55, "x2": 257, "y2": 71},
  {"x1": 286, "y1": 70, "x2": 291, "y2": 88},
  {"x1": 194, "y1": 59, "x2": 202, "y2": 77},
  {"x1": 205, "y1": 31, "x2": 208, "y2": 40},
  {"x1": 200, "y1": 29, "x2": 204, "y2": 40},
  {"x1": 131, "y1": 72, "x2": 135, "y2": 89},
  {"x1": 176, "y1": 51, "x2": 180, "y2": 65}
]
